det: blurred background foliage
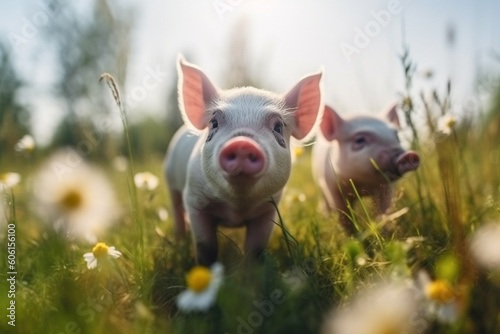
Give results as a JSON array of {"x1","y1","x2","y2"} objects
[{"x1": 1, "y1": 1, "x2": 500, "y2": 333}]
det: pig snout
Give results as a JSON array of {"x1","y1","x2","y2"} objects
[
  {"x1": 395, "y1": 150, "x2": 420, "y2": 175},
  {"x1": 219, "y1": 136, "x2": 266, "y2": 177}
]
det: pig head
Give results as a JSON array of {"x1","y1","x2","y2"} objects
[
  {"x1": 312, "y1": 105, "x2": 420, "y2": 234},
  {"x1": 164, "y1": 55, "x2": 322, "y2": 265}
]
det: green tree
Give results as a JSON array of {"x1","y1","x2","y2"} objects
[
  {"x1": 47, "y1": 0, "x2": 132, "y2": 157},
  {"x1": 0, "y1": 42, "x2": 29, "y2": 157}
]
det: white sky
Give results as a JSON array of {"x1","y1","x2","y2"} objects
[{"x1": 1, "y1": 0, "x2": 499, "y2": 145}]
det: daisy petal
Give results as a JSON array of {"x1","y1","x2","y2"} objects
[
  {"x1": 177, "y1": 291, "x2": 197, "y2": 312},
  {"x1": 87, "y1": 258, "x2": 98, "y2": 269},
  {"x1": 108, "y1": 248, "x2": 122, "y2": 258}
]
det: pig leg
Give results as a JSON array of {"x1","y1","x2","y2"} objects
[
  {"x1": 373, "y1": 185, "x2": 393, "y2": 215},
  {"x1": 244, "y1": 211, "x2": 276, "y2": 259},
  {"x1": 189, "y1": 212, "x2": 218, "y2": 265},
  {"x1": 171, "y1": 190, "x2": 188, "y2": 237},
  {"x1": 332, "y1": 190, "x2": 357, "y2": 235}
]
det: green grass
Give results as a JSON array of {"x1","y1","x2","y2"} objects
[{"x1": 2, "y1": 87, "x2": 500, "y2": 334}]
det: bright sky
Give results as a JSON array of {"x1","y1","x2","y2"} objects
[{"x1": 1, "y1": 0, "x2": 499, "y2": 145}]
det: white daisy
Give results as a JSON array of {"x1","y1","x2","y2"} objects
[
  {"x1": 83, "y1": 242, "x2": 122, "y2": 269},
  {"x1": 134, "y1": 172, "x2": 159, "y2": 191},
  {"x1": 0, "y1": 172, "x2": 21, "y2": 188},
  {"x1": 32, "y1": 151, "x2": 119, "y2": 243},
  {"x1": 437, "y1": 113, "x2": 457, "y2": 135},
  {"x1": 469, "y1": 223, "x2": 500, "y2": 271},
  {"x1": 15, "y1": 134, "x2": 35, "y2": 153},
  {"x1": 323, "y1": 282, "x2": 420, "y2": 334},
  {"x1": 417, "y1": 271, "x2": 459, "y2": 324},
  {"x1": 177, "y1": 262, "x2": 224, "y2": 312}
]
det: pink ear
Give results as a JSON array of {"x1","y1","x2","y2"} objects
[
  {"x1": 177, "y1": 55, "x2": 219, "y2": 130},
  {"x1": 385, "y1": 104, "x2": 400, "y2": 129},
  {"x1": 284, "y1": 72, "x2": 322, "y2": 140},
  {"x1": 320, "y1": 105, "x2": 343, "y2": 141}
]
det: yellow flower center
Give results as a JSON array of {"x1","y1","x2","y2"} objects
[
  {"x1": 445, "y1": 117, "x2": 456, "y2": 129},
  {"x1": 186, "y1": 266, "x2": 212, "y2": 293},
  {"x1": 60, "y1": 190, "x2": 83, "y2": 210},
  {"x1": 425, "y1": 280, "x2": 455, "y2": 304},
  {"x1": 92, "y1": 242, "x2": 109, "y2": 258},
  {"x1": 294, "y1": 147, "x2": 304, "y2": 159}
]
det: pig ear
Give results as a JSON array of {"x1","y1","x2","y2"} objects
[
  {"x1": 385, "y1": 103, "x2": 401, "y2": 129},
  {"x1": 320, "y1": 105, "x2": 343, "y2": 141},
  {"x1": 284, "y1": 71, "x2": 323, "y2": 140},
  {"x1": 177, "y1": 54, "x2": 219, "y2": 130}
]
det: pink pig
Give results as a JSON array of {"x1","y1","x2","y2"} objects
[
  {"x1": 312, "y1": 105, "x2": 420, "y2": 234},
  {"x1": 164, "y1": 55, "x2": 322, "y2": 265}
]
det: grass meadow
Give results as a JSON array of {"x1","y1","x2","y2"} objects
[{"x1": 2, "y1": 65, "x2": 500, "y2": 334}]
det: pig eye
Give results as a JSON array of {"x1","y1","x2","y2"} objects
[
  {"x1": 355, "y1": 137, "x2": 365, "y2": 144},
  {"x1": 206, "y1": 119, "x2": 219, "y2": 142},
  {"x1": 210, "y1": 119, "x2": 218, "y2": 129},
  {"x1": 273, "y1": 122, "x2": 283, "y2": 134},
  {"x1": 352, "y1": 135, "x2": 367, "y2": 150}
]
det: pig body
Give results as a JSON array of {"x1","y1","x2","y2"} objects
[
  {"x1": 164, "y1": 55, "x2": 322, "y2": 265},
  {"x1": 312, "y1": 105, "x2": 420, "y2": 234}
]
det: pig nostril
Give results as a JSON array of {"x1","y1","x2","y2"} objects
[
  {"x1": 228, "y1": 153, "x2": 236, "y2": 160},
  {"x1": 248, "y1": 154, "x2": 257, "y2": 162}
]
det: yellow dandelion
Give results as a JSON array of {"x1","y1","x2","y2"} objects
[
  {"x1": 294, "y1": 146, "x2": 304, "y2": 159},
  {"x1": 177, "y1": 263, "x2": 224, "y2": 312},
  {"x1": 83, "y1": 242, "x2": 122, "y2": 269}
]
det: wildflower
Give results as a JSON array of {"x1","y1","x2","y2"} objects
[
  {"x1": 437, "y1": 113, "x2": 456, "y2": 135},
  {"x1": 0, "y1": 173, "x2": 21, "y2": 188},
  {"x1": 157, "y1": 207, "x2": 169, "y2": 221},
  {"x1": 15, "y1": 134, "x2": 35, "y2": 153},
  {"x1": 32, "y1": 151, "x2": 119, "y2": 243},
  {"x1": 469, "y1": 223, "x2": 500, "y2": 271},
  {"x1": 294, "y1": 146, "x2": 304, "y2": 159},
  {"x1": 417, "y1": 271, "x2": 459, "y2": 324},
  {"x1": 134, "y1": 172, "x2": 159, "y2": 190},
  {"x1": 177, "y1": 263, "x2": 224, "y2": 312},
  {"x1": 83, "y1": 242, "x2": 122, "y2": 269},
  {"x1": 323, "y1": 282, "x2": 419, "y2": 334}
]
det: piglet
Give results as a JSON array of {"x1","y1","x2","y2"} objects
[
  {"x1": 312, "y1": 105, "x2": 420, "y2": 234},
  {"x1": 164, "y1": 55, "x2": 322, "y2": 265}
]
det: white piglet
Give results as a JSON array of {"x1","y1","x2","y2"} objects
[
  {"x1": 164, "y1": 55, "x2": 322, "y2": 265},
  {"x1": 312, "y1": 105, "x2": 420, "y2": 234}
]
